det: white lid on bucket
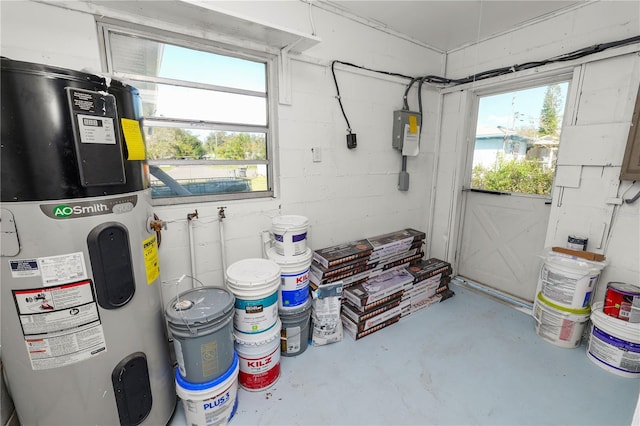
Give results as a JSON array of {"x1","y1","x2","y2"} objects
[
  {"x1": 272, "y1": 215, "x2": 309, "y2": 229},
  {"x1": 234, "y1": 319, "x2": 282, "y2": 346},
  {"x1": 226, "y1": 258, "x2": 281, "y2": 290}
]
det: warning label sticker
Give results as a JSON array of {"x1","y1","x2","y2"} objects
[
  {"x1": 13, "y1": 280, "x2": 107, "y2": 370},
  {"x1": 143, "y1": 234, "x2": 160, "y2": 284}
]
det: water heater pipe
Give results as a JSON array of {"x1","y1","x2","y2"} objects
[
  {"x1": 187, "y1": 210, "x2": 198, "y2": 288},
  {"x1": 218, "y1": 207, "x2": 228, "y2": 283}
]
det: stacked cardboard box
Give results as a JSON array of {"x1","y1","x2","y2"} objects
[
  {"x1": 311, "y1": 229, "x2": 456, "y2": 340},
  {"x1": 401, "y1": 258, "x2": 454, "y2": 318},
  {"x1": 341, "y1": 268, "x2": 413, "y2": 340},
  {"x1": 311, "y1": 229, "x2": 425, "y2": 291}
]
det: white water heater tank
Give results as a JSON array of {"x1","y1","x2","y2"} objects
[{"x1": 0, "y1": 58, "x2": 175, "y2": 425}]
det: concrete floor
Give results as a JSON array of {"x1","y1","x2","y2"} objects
[{"x1": 168, "y1": 282, "x2": 640, "y2": 426}]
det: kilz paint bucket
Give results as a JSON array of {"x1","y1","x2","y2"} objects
[
  {"x1": 533, "y1": 292, "x2": 590, "y2": 349},
  {"x1": 175, "y1": 351, "x2": 239, "y2": 426},
  {"x1": 234, "y1": 319, "x2": 282, "y2": 391},
  {"x1": 604, "y1": 282, "x2": 640, "y2": 323},
  {"x1": 279, "y1": 298, "x2": 312, "y2": 357},
  {"x1": 226, "y1": 258, "x2": 281, "y2": 334},
  {"x1": 265, "y1": 247, "x2": 312, "y2": 310},
  {"x1": 165, "y1": 287, "x2": 235, "y2": 383},
  {"x1": 587, "y1": 302, "x2": 640, "y2": 378},
  {"x1": 271, "y1": 215, "x2": 309, "y2": 256},
  {"x1": 538, "y1": 253, "x2": 605, "y2": 309}
]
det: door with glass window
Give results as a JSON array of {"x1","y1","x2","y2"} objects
[{"x1": 457, "y1": 82, "x2": 569, "y2": 303}]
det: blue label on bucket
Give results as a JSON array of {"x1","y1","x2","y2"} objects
[
  {"x1": 292, "y1": 232, "x2": 307, "y2": 242},
  {"x1": 591, "y1": 326, "x2": 640, "y2": 353},
  {"x1": 235, "y1": 292, "x2": 278, "y2": 310},
  {"x1": 234, "y1": 291, "x2": 279, "y2": 334},
  {"x1": 589, "y1": 325, "x2": 640, "y2": 374},
  {"x1": 273, "y1": 232, "x2": 307, "y2": 242},
  {"x1": 282, "y1": 286, "x2": 310, "y2": 307},
  {"x1": 582, "y1": 291, "x2": 592, "y2": 308}
]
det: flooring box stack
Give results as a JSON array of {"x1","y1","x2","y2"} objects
[
  {"x1": 401, "y1": 258, "x2": 455, "y2": 318},
  {"x1": 310, "y1": 229, "x2": 426, "y2": 340},
  {"x1": 310, "y1": 228, "x2": 425, "y2": 292}
]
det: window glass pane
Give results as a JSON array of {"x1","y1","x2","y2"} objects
[
  {"x1": 109, "y1": 32, "x2": 266, "y2": 91},
  {"x1": 149, "y1": 163, "x2": 268, "y2": 198},
  {"x1": 471, "y1": 83, "x2": 569, "y2": 195},
  {"x1": 143, "y1": 126, "x2": 266, "y2": 161},
  {"x1": 104, "y1": 26, "x2": 272, "y2": 201},
  {"x1": 144, "y1": 83, "x2": 266, "y2": 125}
]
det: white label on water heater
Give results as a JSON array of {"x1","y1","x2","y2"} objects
[
  {"x1": 13, "y1": 280, "x2": 107, "y2": 370},
  {"x1": 77, "y1": 114, "x2": 116, "y2": 144},
  {"x1": 38, "y1": 252, "x2": 87, "y2": 285}
]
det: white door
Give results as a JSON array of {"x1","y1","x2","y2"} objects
[
  {"x1": 457, "y1": 191, "x2": 551, "y2": 302},
  {"x1": 457, "y1": 82, "x2": 570, "y2": 303}
]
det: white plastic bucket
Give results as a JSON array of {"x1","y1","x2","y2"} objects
[
  {"x1": 271, "y1": 215, "x2": 309, "y2": 256},
  {"x1": 175, "y1": 351, "x2": 239, "y2": 426},
  {"x1": 533, "y1": 292, "x2": 590, "y2": 349},
  {"x1": 234, "y1": 319, "x2": 282, "y2": 391},
  {"x1": 587, "y1": 302, "x2": 640, "y2": 378},
  {"x1": 265, "y1": 247, "x2": 312, "y2": 310},
  {"x1": 226, "y1": 258, "x2": 281, "y2": 334},
  {"x1": 538, "y1": 254, "x2": 604, "y2": 309}
]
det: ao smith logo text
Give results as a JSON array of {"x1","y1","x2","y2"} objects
[
  {"x1": 53, "y1": 203, "x2": 109, "y2": 218},
  {"x1": 39, "y1": 195, "x2": 138, "y2": 219}
]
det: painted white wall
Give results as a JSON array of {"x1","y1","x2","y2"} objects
[
  {"x1": 1, "y1": 1, "x2": 443, "y2": 304},
  {"x1": 432, "y1": 1, "x2": 640, "y2": 296}
]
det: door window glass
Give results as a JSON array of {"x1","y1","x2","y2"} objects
[{"x1": 472, "y1": 83, "x2": 569, "y2": 195}]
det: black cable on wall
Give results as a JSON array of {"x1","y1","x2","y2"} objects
[{"x1": 331, "y1": 35, "x2": 640, "y2": 143}]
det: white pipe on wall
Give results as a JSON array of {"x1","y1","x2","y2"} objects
[
  {"x1": 187, "y1": 210, "x2": 198, "y2": 288},
  {"x1": 218, "y1": 207, "x2": 228, "y2": 284}
]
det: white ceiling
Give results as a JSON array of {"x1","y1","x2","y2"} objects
[{"x1": 325, "y1": 1, "x2": 582, "y2": 52}]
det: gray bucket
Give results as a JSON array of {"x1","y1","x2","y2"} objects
[
  {"x1": 279, "y1": 298, "x2": 312, "y2": 357},
  {"x1": 165, "y1": 287, "x2": 235, "y2": 383}
]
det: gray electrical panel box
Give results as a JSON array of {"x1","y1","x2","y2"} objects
[{"x1": 392, "y1": 110, "x2": 421, "y2": 151}]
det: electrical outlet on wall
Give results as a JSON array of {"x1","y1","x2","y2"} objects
[{"x1": 312, "y1": 147, "x2": 322, "y2": 162}]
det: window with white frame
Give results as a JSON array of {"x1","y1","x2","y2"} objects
[{"x1": 99, "y1": 23, "x2": 274, "y2": 203}]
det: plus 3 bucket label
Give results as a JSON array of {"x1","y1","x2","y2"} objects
[{"x1": 233, "y1": 292, "x2": 279, "y2": 334}]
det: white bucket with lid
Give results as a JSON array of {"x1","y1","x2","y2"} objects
[
  {"x1": 234, "y1": 319, "x2": 282, "y2": 391},
  {"x1": 226, "y1": 258, "x2": 280, "y2": 334},
  {"x1": 587, "y1": 302, "x2": 640, "y2": 378},
  {"x1": 265, "y1": 247, "x2": 312, "y2": 309},
  {"x1": 271, "y1": 215, "x2": 309, "y2": 256},
  {"x1": 538, "y1": 253, "x2": 605, "y2": 309},
  {"x1": 175, "y1": 351, "x2": 239, "y2": 426},
  {"x1": 533, "y1": 292, "x2": 590, "y2": 349}
]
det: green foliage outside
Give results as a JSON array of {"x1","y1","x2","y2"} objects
[
  {"x1": 539, "y1": 85, "x2": 562, "y2": 136},
  {"x1": 146, "y1": 128, "x2": 266, "y2": 160},
  {"x1": 472, "y1": 84, "x2": 563, "y2": 195},
  {"x1": 146, "y1": 128, "x2": 205, "y2": 160},
  {"x1": 472, "y1": 154, "x2": 554, "y2": 195}
]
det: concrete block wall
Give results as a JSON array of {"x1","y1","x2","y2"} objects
[
  {"x1": 431, "y1": 0, "x2": 640, "y2": 293},
  {"x1": 1, "y1": 0, "x2": 443, "y2": 303}
]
